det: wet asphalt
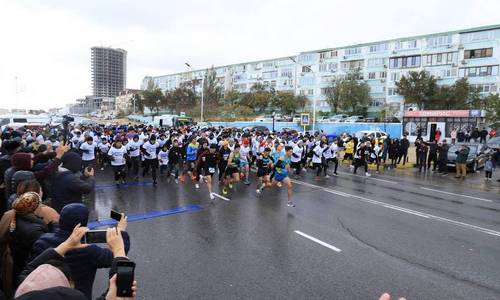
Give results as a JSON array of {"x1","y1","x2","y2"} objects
[{"x1": 87, "y1": 164, "x2": 500, "y2": 300}]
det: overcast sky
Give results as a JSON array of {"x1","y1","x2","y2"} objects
[{"x1": 1, "y1": 0, "x2": 499, "y2": 110}]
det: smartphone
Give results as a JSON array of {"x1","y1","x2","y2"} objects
[
  {"x1": 110, "y1": 210, "x2": 122, "y2": 222},
  {"x1": 83, "y1": 230, "x2": 107, "y2": 244},
  {"x1": 116, "y1": 260, "x2": 135, "y2": 297}
]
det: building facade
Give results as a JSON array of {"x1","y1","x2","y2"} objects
[
  {"x1": 115, "y1": 89, "x2": 142, "y2": 114},
  {"x1": 92, "y1": 47, "x2": 127, "y2": 98},
  {"x1": 142, "y1": 24, "x2": 500, "y2": 116},
  {"x1": 69, "y1": 96, "x2": 115, "y2": 115}
]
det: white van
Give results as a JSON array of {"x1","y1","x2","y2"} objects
[{"x1": 0, "y1": 115, "x2": 51, "y2": 131}]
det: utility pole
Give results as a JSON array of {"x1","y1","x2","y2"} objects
[{"x1": 185, "y1": 62, "x2": 204, "y2": 122}]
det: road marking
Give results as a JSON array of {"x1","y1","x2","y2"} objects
[
  {"x1": 292, "y1": 180, "x2": 500, "y2": 238},
  {"x1": 212, "y1": 193, "x2": 231, "y2": 201},
  {"x1": 336, "y1": 171, "x2": 398, "y2": 184},
  {"x1": 294, "y1": 230, "x2": 342, "y2": 252},
  {"x1": 420, "y1": 187, "x2": 493, "y2": 203}
]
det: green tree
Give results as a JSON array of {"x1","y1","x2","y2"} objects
[
  {"x1": 338, "y1": 69, "x2": 371, "y2": 114},
  {"x1": 240, "y1": 83, "x2": 272, "y2": 112},
  {"x1": 271, "y1": 91, "x2": 308, "y2": 115},
  {"x1": 142, "y1": 79, "x2": 164, "y2": 115},
  {"x1": 170, "y1": 86, "x2": 198, "y2": 113},
  {"x1": 396, "y1": 71, "x2": 437, "y2": 110},
  {"x1": 484, "y1": 93, "x2": 500, "y2": 123},
  {"x1": 203, "y1": 67, "x2": 224, "y2": 105},
  {"x1": 223, "y1": 89, "x2": 241, "y2": 105},
  {"x1": 128, "y1": 93, "x2": 144, "y2": 114},
  {"x1": 324, "y1": 77, "x2": 343, "y2": 113}
]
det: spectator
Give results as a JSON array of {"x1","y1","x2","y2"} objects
[
  {"x1": 16, "y1": 225, "x2": 136, "y2": 300},
  {"x1": 479, "y1": 127, "x2": 488, "y2": 143},
  {"x1": 434, "y1": 128, "x2": 442, "y2": 142},
  {"x1": 471, "y1": 128, "x2": 479, "y2": 143},
  {"x1": 0, "y1": 140, "x2": 22, "y2": 215},
  {"x1": 450, "y1": 128, "x2": 457, "y2": 145},
  {"x1": 455, "y1": 145, "x2": 469, "y2": 179},
  {"x1": 437, "y1": 140, "x2": 449, "y2": 175},
  {"x1": 0, "y1": 192, "x2": 50, "y2": 293},
  {"x1": 30, "y1": 203, "x2": 130, "y2": 299},
  {"x1": 16, "y1": 180, "x2": 59, "y2": 226},
  {"x1": 397, "y1": 135, "x2": 410, "y2": 165},
  {"x1": 50, "y1": 152, "x2": 95, "y2": 212}
]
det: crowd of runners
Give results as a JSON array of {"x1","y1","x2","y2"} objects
[{"x1": 1, "y1": 123, "x2": 395, "y2": 209}]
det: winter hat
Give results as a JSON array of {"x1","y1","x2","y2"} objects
[
  {"x1": 61, "y1": 152, "x2": 82, "y2": 173},
  {"x1": 59, "y1": 203, "x2": 89, "y2": 232},
  {"x1": 14, "y1": 264, "x2": 71, "y2": 298},
  {"x1": 12, "y1": 192, "x2": 41, "y2": 214},
  {"x1": 11, "y1": 153, "x2": 32, "y2": 170}
]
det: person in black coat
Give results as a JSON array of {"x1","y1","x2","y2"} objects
[
  {"x1": 29, "y1": 204, "x2": 130, "y2": 299},
  {"x1": 427, "y1": 140, "x2": 438, "y2": 171},
  {"x1": 50, "y1": 152, "x2": 95, "y2": 212},
  {"x1": 397, "y1": 135, "x2": 410, "y2": 165},
  {"x1": 437, "y1": 140, "x2": 449, "y2": 174},
  {"x1": 0, "y1": 192, "x2": 49, "y2": 289}
]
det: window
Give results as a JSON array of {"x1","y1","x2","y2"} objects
[
  {"x1": 371, "y1": 98, "x2": 385, "y2": 107},
  {"x1": 368, "y1": 72, "x2": 376, "y2": 79},
  {"x1": 388, "y1": 88, "x2": 397, "y2": 96},
  {"x1": 302, "y1": 65, "x2": 311, "y2": 73},
  {"x1": 331, "y1": 50, "x2": 338, "y2": 57},
  {"x1": 263, "y1": 62, "x2": 274, "y2": 68},
  {"x1": 307, "y1": 89, "x2": 314, "y2": 95},
  {"x1": 389, "y1": 55, "x2": 421, "y2": 69},
  {"x1": 298, "y1": 54, "x2": 313, "y2": 62},
  {"x1": 390, "y1": 72, "x2": 399, "y2": 81},
  {"x1": 328, "y1": 62, "x2": 338, "y2": 71},
  {"x1": 341, "y1": 60, "x2": 364, "y2": 70},
  {"x1": 427, "y1": 35, "x2": 452, "y2": 47},
  {"x1": 436, "y1": 54, "x2": 442, "y2": 63},
  {"x1": 423, "y1": 52, "x2": 456, "y2": 66},
  {"x1": 407, "y1": 40, "x2": 417, "y2": 49},
  {"x1": 367, "y1": 57, "x2": 387, "y2": 67},
  {"x1": 369, "y1": 43, "x2": 388, "y2": 53},
  {"x1": 280, "y1": 69, "x2": 293, "y2": 78},
  {"x1": 380, "y1": 71, "x2": 387, "y2": 78},
  {"x1": 464, "y1": 47, "x2": 493, "y2": 59},
  {"x1": 321, "y1": 87, "x2": 332, "y2": 95},
  {"x1": 394, "y1": 41, "x2": 402, "y2": 50},
  {"x1": 299, "y1": 77, "x2": 315, "y2": 86},
  {"x1": 262, "y1": 71, "x2": 277, "y2": 79},
  {"x1": 319, "y1": 52, "x2": 328, "y2": 59},
  {"x1": 459, "y1": 65, "x2": 499, "y2": 77},
  {"x1": 345, "y1": 47, "x2": 361, "y2": 55},
  {"x1": 471, "y1": 83, "x2": 498, "y2": 93},
  {"x1": 299, "y1": 90, "x2": 306, "y2": 96},
  {"x1": 460, "y1": 29, "x2": 499, "y2": 43},
  {"x1": 319, "y1": 63, "x2": 327, "y2": 72}
]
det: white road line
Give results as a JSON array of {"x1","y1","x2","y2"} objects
[
  {"x1": 294, "y1": 230, "x2": 342, "y2": 253},
  {"x1": 420, "y1": 187, "x2": 493, "y2": 203},
  {"x1": 336, "y1": 171, "x2": 398, "y2": 184},
  {"x1": 212, "y1": 193, "x2": 230, "y2": 201},
  {"x1": 292, "y1": 180, "x2": 500, "y2": 238}
]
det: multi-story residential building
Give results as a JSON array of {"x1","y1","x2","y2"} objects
[
  {"x1": 142, "y1": 24, "x2": 500, "y2": 116},
  {"x1": 92, "y1": 47, "x2": 127, "y2": 98}
]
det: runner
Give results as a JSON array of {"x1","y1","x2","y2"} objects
[
  {"x1": 79, "y1": 136, "x2": 97, "y2": 170},
  {"x1": 199, "y1": 144, "x2": 219, "y2": 200},
  {"x1": 240, "y1": 139, "x2": 251, "y2": 185},
  {"x1": 142, "y1": 135, "x2": 160, "y2": 185},
  {"x1": 256, "y1": 147, "x2": 274, "y2": 194},
  {"x1": 108, "y1": 137, "x2": 128, "y2": 187},
  {"x1": 222, "y1": 144, "x2": 241, "y2": 195},
  {"x1": 218, "y1": 140, "x2": 231, "y2": 184},
  {"x1": 185, "y1": 136, "x2": 199, "y2": 188},
  {"x1": 158, "y1": 144, "x2": 169, "y2": 178},
  {"x1": 166, "y1": 139, "x2": 182, "y2": 183},
  {"x1": 127, "y1": 134, "x2": 142, "y2": 180},
  {"x1": 97, "y1": 137, "x2": 111, "y2": 170},
  {"x1": 258, "y1": 146, "x2": 295, "y2": 207}
]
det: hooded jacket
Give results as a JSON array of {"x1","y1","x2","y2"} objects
[
  {"x1": 30, "y1": 204, "x2": 130, "y2": 300},
  {"x1": 50, "y1": 152, "x2": 94, "y2": 212}
]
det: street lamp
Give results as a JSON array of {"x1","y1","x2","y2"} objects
[
  {"x1": 289, "y1": 57, "x2": 317, "y2": 132},
  {"x1": 272, "y1": 111, "x2": 276, "y2": 132},
  {"x1": 185, "y1": 62, "x2": 204, "y2": 122}
]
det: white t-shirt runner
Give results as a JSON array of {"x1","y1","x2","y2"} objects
[
  {"x1": 80, "y1": 142, "x2": 97, "y2": 161},
  {"x1": 142, "y1": 142, "x2": 160, "y2": 159},
  {"x1": 108, "y1": 146, "x2": 127, "y2": 166},
  {"x1": 127, "y1": 140, "x2": 142, "y2": 157}
]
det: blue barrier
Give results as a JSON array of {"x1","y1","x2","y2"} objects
[{"x1": 87, "y1": 204, "x2": 203, "y2": 229}]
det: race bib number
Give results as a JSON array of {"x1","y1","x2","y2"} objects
[{"x1": 209, "y1": 167, "x2": 216, "y2": 174}]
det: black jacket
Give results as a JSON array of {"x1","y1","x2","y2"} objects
[
  {"x1": 50, "y1": 169, "x2": 94, "y2": 212},
  {"x1": 10, "y1": 214, "x2": 49, "y2": 283}
]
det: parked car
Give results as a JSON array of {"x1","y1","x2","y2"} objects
[
  {"x1": 487, "y1": 136, "x2": 500, "y2": 149},
  {"x1": 354, "y1": 130, "x2": 389, "y2": 140},
  {"x1": 329, "y1": 114, "x2": 348, "y2": 122},
  {"x1": 344, "y1": 115, "x2": 365, "y2": 123},
  {"x1": 254, "y1": 115, "x2": 273, "y2": 122},
  {"x1": 318, "y1": 116, "x2": 331, "y2": 123},
  {"x1": 243, "y1": 125, "x2": 270, "y2": 135},
  {"x1": 446, "y1": 143, "x2": 493, "y2": 172}
]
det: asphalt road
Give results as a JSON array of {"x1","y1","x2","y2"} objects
[{"x1": 87, "y1": 165, "x2": 500, "y2": 300}]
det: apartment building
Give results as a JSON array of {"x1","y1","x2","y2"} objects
[
  {"x1": 92, "y1": 47, "x2": 127, "y2": 98},
  {"x1": 142, "y1": 24, "x2": 500, "y2": 116}
]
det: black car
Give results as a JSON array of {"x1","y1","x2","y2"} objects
[
  {"x1": 446, "y1": 143, "x2": 493, "y2": 172},
  {"x1": 487, "y1": 136, "x2": 500, "y2": 149}
]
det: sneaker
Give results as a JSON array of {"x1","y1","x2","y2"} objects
[
  {"x1": 333, "y1": 172, "x2": 338, "y2": 176},
  {"x1": 287, "y1": 201, "x2": 296, "y2": 208},
  {"x1": 222, "y1": 187, "x2": 228, "y2": 195},
  {"x1": 244, "y1": 180, "x2": 250, "y2": 185},
  {"x1": 256, "y1": 188, "x2": 262, "y2": 194},
  {"x1": 325, "y1": 175, "x2": 330, "y2": 178},
  {"x1": 100, "y1": 167, "x2": 104, "y2": 171},
  {"x1": 153, "y1": 180, "x2": 157, "y2": 185},
  {"x1": 175, "y1": 178, "x2": 179, "y2": 184},
  {"x1": 199, "y1": 177, "x2": 204, "y2": 183},
  {"x1": 115, "y1": 181, "x2": 120, "y2": 187},
  {"x1": 229, "y1": 183, "x2": 233, "y2": 189},
  {"x1": 195, "y1": 183, "x2": 200, "y2": 189},
  {"x1": 209, "y1": 193, "x2": 215, "y2": 200},
  {"x1": 365, "y1": 172, "x2": 371, "y2": 177},
  {"x1": 277, "y1": 182, "x2": 283, "y2": 187}
]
